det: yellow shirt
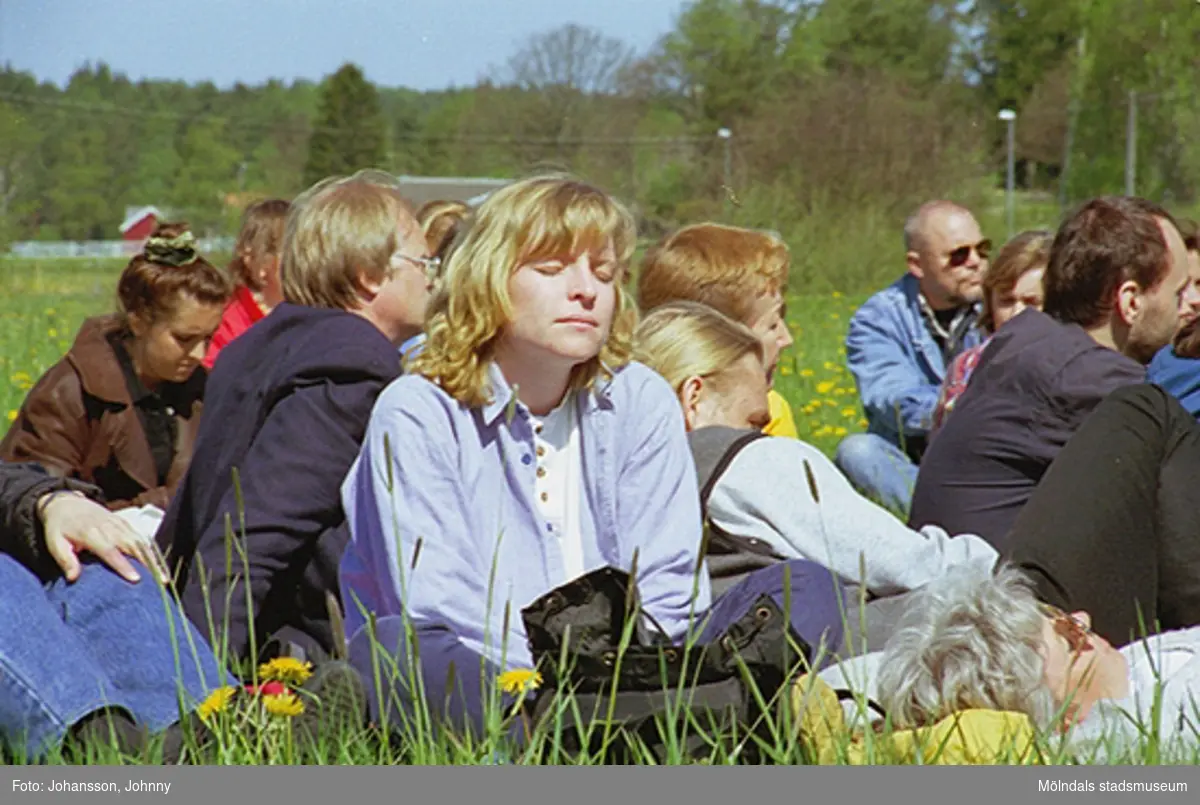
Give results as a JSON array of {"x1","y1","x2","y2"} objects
[{"x1": 764, "y1": 389, "x2": 798, "y2": 438}]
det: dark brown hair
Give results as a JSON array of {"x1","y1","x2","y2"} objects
[
  {"x1": 1172, "y1": 219, "x2": 1200, "y2": 357},
  {"x1": 980, "y1": 230, "x2": 1052, "y2": 333},
  {"x1": 417, "y1": 199, "x2": 470, "y2": 264},
  {"x1": 1042, "y1": 196, "x2": 1178, "y2": 328},
  {"x1": 228, "y1": 199, "x2": 291, "y2": 290},
  {"x1": 117, "y1": 222, "x2": 233, "y2": 328}
]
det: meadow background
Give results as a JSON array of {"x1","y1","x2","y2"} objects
[
  {"x1": 6, "y1": 188, "x2": 1200, "y2": 766},
  {"x1": 0, "y1": 190, "x2": 1080, "y2": 459}
]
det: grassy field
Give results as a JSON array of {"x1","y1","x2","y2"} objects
[{"x1": 2, "y1": 257, "x2": 1188, "y2": 767}]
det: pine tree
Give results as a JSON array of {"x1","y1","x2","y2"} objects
[{"x1": 303, "y1": 64, "x2": 387, "y2": 187}]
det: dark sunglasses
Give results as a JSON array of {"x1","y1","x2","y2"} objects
[
  {"x1": 947, "y1": 239, "x2": 992, "y2": 268},
  {"x1": 1038, "y1": 602, "x2": 1094, "y2": 655}
]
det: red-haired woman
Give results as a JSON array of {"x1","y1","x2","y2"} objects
[{"x1": 1, "y1": 223, "x2": 232, "y2": 512}]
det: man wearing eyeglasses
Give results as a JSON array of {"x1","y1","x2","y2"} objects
[
  {"x1": 909, "y1": 196, "x2": 1198, "y2": 549},
  {"x1": 836, "y1": 200, "x2": 988, "y2": 515},
  {"x1": 157, "y1": 170, "x2": 435, "y2": 673}
]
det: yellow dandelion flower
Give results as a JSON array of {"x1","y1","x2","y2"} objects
[
  {"x1": 842, "y1": 408, "x2": 857, "y2": 417},
  {"x1": 800, "y1": 368, "x2": 814, "y2": 378},
  {"x1": 816, "y1": 380, "x2": 835, "y2": 394},
  {"x1": 779, "y1": 365, "x2": 793, "y2": 376},
  {"x1": 258, "y1": 656, "x2": 314, "y2": 687},
  {"x1": 834, "y1": 426, "x2": 848, "y2": 437},
  {"x1": 859, "y1": 418, "x2": 869, "y2": 428},
  {"x1": 6, "y1": 410, "x2": 16, "y2": 423},
  {"x1": 263, "y1": 692, "x2": 305, "y2": 718},
  {"x1": 832, "y1": 292, "x2": 842, "y2": 299},
  {"x1": 197, "y1": 686, "x2": 238, "y2": 722},
  {"x1": 498, "y1": 668, "x2": 543, "y2": 695}
]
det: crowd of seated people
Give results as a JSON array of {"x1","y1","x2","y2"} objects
[{"x1": 7, "y1": 168, "x2": 1200, "y2": 765}]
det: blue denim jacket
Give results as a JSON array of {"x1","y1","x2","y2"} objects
[
  {"x1": 1147, "y1": 344, "x2": 1200, "y2": 419},
  {"x1": 846, "y1": 274, "x2": 984, "y2": 447},
  {"x1": 339, "y1": 361, "x2": 711, "y2": 670}
]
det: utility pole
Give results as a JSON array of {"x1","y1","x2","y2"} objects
[{"x1": 1125, "y1": 90, "x2": 1137, "y2": 197}]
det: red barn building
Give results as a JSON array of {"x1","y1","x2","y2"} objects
[{"x1": 119, "y1": 206, "x2": 163, "y2": 241}]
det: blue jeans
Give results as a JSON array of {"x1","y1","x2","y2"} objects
[
  {"x1": 0, "y1": 554, "x2": 225, "y2": 759},
  {"x1": 834, "y1": 433, "x2": 918, "y2": 516},
  {"x1": 349, "y1": 559, "x2": 848, "y2": 743}
]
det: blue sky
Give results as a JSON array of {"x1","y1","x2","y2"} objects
[{"x1": 0, "y1": 0, "x2": 689, "y2": 90}]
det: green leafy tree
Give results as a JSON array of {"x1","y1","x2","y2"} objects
[
  {"x1": 172, "y1": 117, "x2": 241, "y2": 234},
  {"x1": 0, "y1": 102, "x2": 42, "y2": 246},
  {"x1": 809, "y1": 0, "x2": 963, "y2": 87},
  {"x1": 303, "y1": 64, "x2": 387, "y2": 186}
]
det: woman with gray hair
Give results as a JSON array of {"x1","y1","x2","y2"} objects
[{"x1": 823, "y1": 563, "x2": 1200, "y2": 762}]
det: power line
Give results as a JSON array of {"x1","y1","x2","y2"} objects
[{"x1": 0, "y1": 90, "x2": 717, "y2": 147}]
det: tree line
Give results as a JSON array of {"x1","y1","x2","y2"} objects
[{"x1": 2, "y1": 0, "x2": 1199, "y2": 252}]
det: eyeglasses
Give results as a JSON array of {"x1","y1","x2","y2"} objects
[
  {"x1": 947, "y1": 239, "x2": 992, "y2": 268},
  {"x1": 1037, "y1": 602, "x2": 1094, "y2": 655},
  {"x1": 393, "y1": 253, "x2": 442, "y2": 283}
]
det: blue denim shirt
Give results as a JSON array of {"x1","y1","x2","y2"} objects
[
  {"x1": 339, "y1": 361, "x2": 711, "y2": 669},
  {"x1": 1147, "y1": 344, "x2": 1200, "y2": 419},
  {"x1": 846, "y1": 274, "x2": 984, "y2": 447}
]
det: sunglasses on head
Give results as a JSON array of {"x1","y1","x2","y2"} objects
[
  {"x1": 1038, "y1": 602, "x2": 1094, "y2": 654},
  {"x1": 947, "y1": 239, "x2": 992, "y2": 268}
]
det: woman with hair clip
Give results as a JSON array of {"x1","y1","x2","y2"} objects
[
  {"x1": 340, "y1": 175, "x2": 847, "y2": 742},
  {"x1": 1, "y1": 223, "x2": 231, "y2": 522},
  {"x1": 203, "y1": 198, "x2": 291, "y2": 369}
]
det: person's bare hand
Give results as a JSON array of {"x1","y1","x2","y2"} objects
[{"x1": 38, "y1": 491, "x2": 169, "y2": 584}]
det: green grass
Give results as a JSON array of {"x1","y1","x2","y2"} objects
[{"x1": 1, "y1": 257, "x2": 1190, "y2": 767}]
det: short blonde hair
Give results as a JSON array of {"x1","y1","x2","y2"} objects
[
  {"x1": 637, "y1": 223, "x2": 790, "y2": 324},
  {"x1": 281, "y1": 170, "x2": 416, "y2": 311},
  {"x1": 417, "y1": 199, "x2": 471, "y2": 263},
  {"x1": 411, "y1": 174, "x2": 638, "y2": 408},
  {"x1": 633, "y1": 301, "x2": 764, "y2": 395}
]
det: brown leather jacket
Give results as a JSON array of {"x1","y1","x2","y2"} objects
[{"x1": 0, "y1": 315, "x2": 205, "y2": 511}]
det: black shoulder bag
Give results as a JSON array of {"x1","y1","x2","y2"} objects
[{"x1": 520, "y1": 565, "x2": 811, "y2": 763}]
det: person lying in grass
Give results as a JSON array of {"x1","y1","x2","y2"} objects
[
  {"x1": 849, "y1": 563, "x2": 1200, "y2": 763},
  {"x1": 339, "y1": 174, "x2": 847, "y2": 741},
  {"x1": 0, "y1": 461, "x2": 222, "y2": 761}
]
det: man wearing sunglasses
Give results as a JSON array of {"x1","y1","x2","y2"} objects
[
  {"x1": 837, "y1": 200, "x2": 988, "y2": 515},
  {"x1": 910, "y1": 196, "x2": 1198, "y2": 548}
]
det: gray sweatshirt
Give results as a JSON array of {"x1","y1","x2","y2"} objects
[{"x1": 705, "y1": 435, "x2": 998, "y2": 596}]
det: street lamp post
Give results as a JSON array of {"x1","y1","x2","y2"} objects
[
  {"x1": 998, "y1": 109, "x2": 1017, "y2": 239},
  {"x1": 717, "y1": 127, "x2": 732, "y2": 214}
]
